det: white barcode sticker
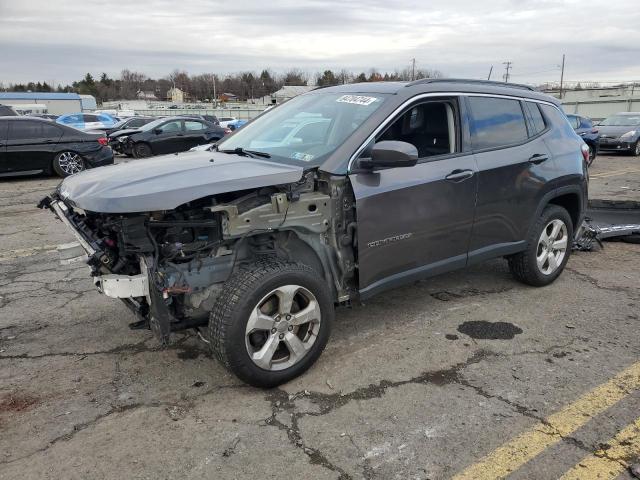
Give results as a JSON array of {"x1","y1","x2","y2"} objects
[{"x1": 336, "y1": 95, "x2": 378, "y2": 106}]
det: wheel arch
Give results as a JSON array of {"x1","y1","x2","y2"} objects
[{"x1": 533, "y1": 185, "x2": 585, "y2": 234}]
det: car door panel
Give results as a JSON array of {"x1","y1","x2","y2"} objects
[
  {"x1": 150, "y1": 120, "x2": 184, "y2": 154},
  {"x1": 5, "y1": 121, "x2": 62, "y2": 173},
  {"x1": 470, "y1": 139, "x2": 554, "y2": 256},
  {"x1": 0, "y1": 121, "x2": 7, "y2": 173},
  {"x1": 350, "y1": 154, "x2": 478, "y2": 297}
]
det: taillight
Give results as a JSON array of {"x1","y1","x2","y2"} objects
[
  {"x1": 581, "y1": 143, "x2": 590, "y2": 162},
  {"x1": 97, "y1": 137, "x2": 108, "y2": 146},
  {"x1": 224, "y1": 127, "x2": 232, "y2": 135},
  {"x1": 591, "y1": 129, "x2": 599, "y2": 134}
]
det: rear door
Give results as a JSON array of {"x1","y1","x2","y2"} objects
[
  {"x1": 5, "y1": 120, "x2": 63, "y2": 173},
  {"x1": 349, "y1": 97, "x2": 478, "y2": 296},
  {"x1": 183, "y1": 120, "x2": 210, "y2": 149},
  {"x1": 467, "y1": 96, "x2": 554, "y2": 261},
  {"x1": 0, "y1": 120, "x2": 7, "y2": 173}
]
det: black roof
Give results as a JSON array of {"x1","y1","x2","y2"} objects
[{"x1": 310, "y1": 79, "x2": 560, "y2": 105}]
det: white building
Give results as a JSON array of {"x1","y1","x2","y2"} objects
[{"x1": 0, "y1": 92, "x2": 86, "y2": 115}]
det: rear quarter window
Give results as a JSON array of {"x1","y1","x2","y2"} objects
[
  {"x1": 524, "y1": 102, "x2": 547, "y2": 136},
  {"x1": 540, "y1": 104, "x2": 577, "y2": 138},
  {"x1": 468, "y1": 96, "x2": 529, "y2": 149}
]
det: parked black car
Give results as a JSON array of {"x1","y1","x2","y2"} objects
[
  {"x1": 596, "y1": 112, "x2": 640, "y2": 156},
  {"x1": 0, "y1": 116, "x2": 113, "y2": 177},
  {"x1": 566, "y1": 114, "x2": 599, "y2": 166},
  {"x1": 121, "y1": 117, "x2": 227, "y2": 157},
  {"x1": 41, "y1": 79, "x2": 587, "y2": 387}
]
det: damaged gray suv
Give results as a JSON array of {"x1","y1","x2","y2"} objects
[{"x1": 40, "y1": 79, "x2": 588, "y2": 387}]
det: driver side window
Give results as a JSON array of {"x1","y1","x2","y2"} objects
[
  {"x1": 376, "y1": 100, "x2": 458, "y2": 158},
  {"x1": 158, "y1": 120, "x2": 182, "y2": 133}
]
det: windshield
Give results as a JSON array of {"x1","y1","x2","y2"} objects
[
  {"x1": 600, "y1": 114, "x2": 640, "y2": 126},
  {"x1": 217, "y1": 92, "x2": 387, "y2": 166}
]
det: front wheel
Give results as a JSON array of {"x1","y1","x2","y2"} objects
[
  {"x1": 134, "y1": 142, "x2": 152, "y2": 158},
  {"x1": 209, "y1": 259, "x2": 333, "y2": 388},
  {"x1": 633, "y1": 140, "x2": 640, "y2": 157},
  {"x1": 53, "y1": 151, "x2": 85, "y2": 177},
  {"x1": 508, "y1": 205, "x2": 573, "y2": 287}
]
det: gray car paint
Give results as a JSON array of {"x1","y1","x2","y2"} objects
[{"x1": 58, "y1": 151, "x2": 303, "y2": 213}]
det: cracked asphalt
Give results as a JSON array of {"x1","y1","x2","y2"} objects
[{"x1": 0, "y1": 154, "x2": 639, "y2": 479}]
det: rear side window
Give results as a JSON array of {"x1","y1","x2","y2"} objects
[
  {"x1": 523, "y1": 102, "x2": 547, "y2": 136},
  {"x1": 185, "y1": 121, "x2": 206, "y2": 131},
  {"x1": 10, "y1": 121, "x2": 61, "y2": 140},
  {"x1": 468, "y1": 97, "x2": 528, "y2": 149}
]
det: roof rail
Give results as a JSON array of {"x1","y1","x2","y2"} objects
[{"x1": 406, "y1": 78, "x2": 535, "y2": 91}]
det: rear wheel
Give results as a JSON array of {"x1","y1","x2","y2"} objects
[
  {"x1": 53, "y1": 151, "x2": 85, "y2": 177},
  {"x1": 508, "y1": 205, "x2": 573, "y2": 287},
  {"x1": 209, "y1": 259, "x2": 333, "y2": 388},
  {"x1": 134, "y1": 142, "x2": 152, "y2": 158}
]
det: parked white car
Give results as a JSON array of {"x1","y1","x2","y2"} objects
[{"x1": 218, "y1": 117, "x2": 237, "y2": 128}]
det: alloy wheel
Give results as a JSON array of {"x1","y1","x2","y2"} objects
[
  {"x1": 245, "y1": 285, "x2": 321, "y2": 371},
  {"x1": 57, "y1": 152, "x2": 84, "y2": 175},
  {"x1": 536, "y1": 219, "x2": 568, "y2": 275}
]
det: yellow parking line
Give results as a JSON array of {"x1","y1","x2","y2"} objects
[
  {"x1": 590, "y1": 168, "x2": 640, "y2": 178},
  {"x1": 452, "y1": 361, "x2": 640, "y2": 480},
  {"x1": 558, "y1": 417, "x2": 640, "y2": 480}
]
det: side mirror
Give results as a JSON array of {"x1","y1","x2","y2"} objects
[
  {"x1": 154, "y1": 127, "x2": 162, "y2": 134},
  {"x1": 360, "y1": 141, "x2": 418, "y2": 169}
]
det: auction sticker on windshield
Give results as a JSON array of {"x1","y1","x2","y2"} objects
[{"x1": 336, "y1": 95, "x2": 378, "y2": 106}]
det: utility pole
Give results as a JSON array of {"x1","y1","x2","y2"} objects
[
  {"x1": 559, "y1": 54, "x2": 566, "y2": 99},
  {"x1": 487, "y1": 66, "x2": 494, "y2": 81},
  {"x1": 411, "y1": 58, "x2": 416, "y2": 81},
  {"x1": 502, "y1": 61, "x2": 512, "y2": 83}
]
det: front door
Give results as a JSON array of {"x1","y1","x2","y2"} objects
[
  {"x1": 151, "y1": 119, "x2": 184, "y2": 154},
  {"x1": 349, "y1": 98, "x2": 478, "y2": 297},
  {"x1": 5, "y1": 120, "x2": 62, "y2": 174},
  {"x1": 0, "y1": 121, "x2": 7, "y2": 173}
]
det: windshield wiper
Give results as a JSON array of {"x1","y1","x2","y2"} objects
[{"x1": 218, "y1": 147, "x2": 271, "y2": 159}]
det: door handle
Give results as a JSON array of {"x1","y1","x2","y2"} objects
[
  {"x1": 528, "y1": 153, "x2": 549, "y2": 165},
  {"x1": 445, "y1": 169, "x2": 475, "y2": 182}
]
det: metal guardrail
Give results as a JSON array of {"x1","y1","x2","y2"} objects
[
  {"x1": 135, "y1": 108, "x2": 268, "y2": 120},
  {"x1": 561, "y1": 97, "x2": 640, "y2": 120}
]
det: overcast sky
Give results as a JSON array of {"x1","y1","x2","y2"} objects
[{"x1": 1, "y1": 0, "x2": 639, "y2": 86}]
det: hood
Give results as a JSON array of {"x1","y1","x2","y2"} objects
[
  {"x1": 597, "y1": 125, "x2": 639, "y2": 138},
  {"x1": 58, "y1": 151, "x2": 304, "y2": 213},
  {"x1": 108, "y1": 127, "x2": 142, "y2": 138}
]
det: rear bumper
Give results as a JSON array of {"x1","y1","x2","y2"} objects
[{"x1": 84, "y1": 146, "x2": 114, "y2": 167}]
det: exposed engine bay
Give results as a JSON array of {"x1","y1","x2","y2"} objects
[{"x1": 39, "y1": 171, "x2": 357, "y2": 344}]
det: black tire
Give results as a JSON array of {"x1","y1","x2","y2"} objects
[
  {"x1": 209, "y1": 259, "x2": 333, "y2": 388},
  {"x1": 632, "y1": 140, "x2": 640, "y2": 157},
  {"x1": 134, "y1": 142, "x2": 152, "y2": 158},
  {"x1": 508, "y1": 205, "x2": 573, "y2": 287},
  {"x1": 52, "y1": 151, "x2": 85, "y2": 177}
]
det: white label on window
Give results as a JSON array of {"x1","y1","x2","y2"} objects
[{"x1": 336, "y1": 95, "x2": 378, "y2": 106}]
